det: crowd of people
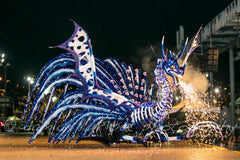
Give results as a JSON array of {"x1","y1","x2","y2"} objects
[{"x1": 226, "y1": 131, "x2": 240, "y2": 150}]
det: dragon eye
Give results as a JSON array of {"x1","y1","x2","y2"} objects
[{"x1": 170, "y1": 65, "x2": 175, "y2": 69}]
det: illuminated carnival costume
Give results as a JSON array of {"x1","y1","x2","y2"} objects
[{"x1": 23, "y1": 21, "x2": 201, "y2": 145}]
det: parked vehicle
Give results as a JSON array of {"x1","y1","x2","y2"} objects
[
  {"x1": 3, "y1": 116, "x2": 41, "y2": 132},
  {"x1": 0, "y1": 120, "x2": 4, "y2": 132}
]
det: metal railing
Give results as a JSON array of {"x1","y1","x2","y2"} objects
[{"x1": 201, "y1": 0, "x2": 240, "y2": 41}]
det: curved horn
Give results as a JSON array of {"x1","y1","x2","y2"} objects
[
  {"x1": 183, "y1": 26, "x2": 202, "y2": 65},
  {"x1": 161, "y1": 36, "x2": 167, "y2": 60},
  {"x1": 169, "y1": 50, "x2": 174, "y2": 59},
  {"x1": 177, "y1": 37, "x2": 189, "y2": 60},
  {"x1": 150, "y1": 45, "x2": 158, "y2": 58}
]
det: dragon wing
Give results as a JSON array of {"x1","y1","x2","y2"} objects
[
  {"x1": 56, "y1": 20, "x2": 97, "y2": 95},
  {"x1": 23, "y1": 21, "x2": 142, "y2": 144},
  {"x1": 23, "y1": 57, "x2": 134, "y2": 144},
  {"x1": 95, "y1": 57, "x2": 154, "y2": 105}
]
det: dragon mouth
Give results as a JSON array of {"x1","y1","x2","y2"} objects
[
  {"x1": 171, "y1": 72, "x2": 182, "y2": 86},
  {"x1": 175, "y1": 76, "x2": 179, "y2": 84}
]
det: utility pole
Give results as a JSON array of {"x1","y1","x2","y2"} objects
[
  {"x1": 0, "y1": 53, "x2": 10, "y2": 119},
  {"x1": 229, "y1": 44, "x2": 235, "y2": 126},
  {"x1": 229, "y1": 45, "x2": 240, "y2": 127},
  {"x1": 4, "y1": 65, "x2": 6, "y2": 118},
  {"x1": 176, "y1": 25, "x2": 184, "y2": 50}
]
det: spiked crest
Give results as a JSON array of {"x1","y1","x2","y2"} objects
[{"x1": 155, "y1": 27, "x2": 202, "y2": 86}]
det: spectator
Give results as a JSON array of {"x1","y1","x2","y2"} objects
[
  {"x1": 228, "y1": 133, "x2": 236, "y2": 150},
  {"x1": 222, "y1": 134, "x2": 228, "y2": 147},
  {"x1": 237, "y1": 133, "x2": 240, "y2": 143}
]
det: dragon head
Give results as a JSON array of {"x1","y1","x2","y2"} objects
[{"x1": 154, "y1": 27, "x2": 202, "y2": 87}]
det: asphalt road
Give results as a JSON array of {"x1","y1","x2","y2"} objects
[{"x1": 0, "y1": 132, "x2": 240, "y2": 160}]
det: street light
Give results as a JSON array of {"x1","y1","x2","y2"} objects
[
  {"x1": 1, "y1": 53, "x2": 5, "y2": 63},
  {"x1": 214, "y1": 88, "x2": 220, "y2": 94},
  {"x1": 26, "y1": 76, "x2": 34, "y2": 96},
  {"x1": 52, "y1": 96, "x2": 57, "y2": 102},
  {"x1": 214, "y1": 87, "x2": 221, "y2": 123},
  {"x1": 0, "y1": 53, "x2": 10, "y2": 118},
  {"x1": 0, "y1": 53, "x2": 10, "y2": 94},
  {"x1": 0, "y1": 53, "x2": 5, "y2": 62},
  {"x1": 206, "y1": 73, "x2": 209, "y2": 78}
]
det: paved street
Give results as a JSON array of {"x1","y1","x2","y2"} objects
[{"x1": 0, "y1": 132, "x2": 240, "y2": 160}]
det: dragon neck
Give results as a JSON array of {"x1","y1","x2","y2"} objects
[{"x1": 153, "y1": 73, "x2": 174, "y2": 121}]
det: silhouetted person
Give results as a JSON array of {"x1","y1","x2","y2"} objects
[{"x1": 228, "y1": 133, "x2": 236, "y2": 150}]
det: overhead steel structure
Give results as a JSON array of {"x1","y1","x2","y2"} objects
[{"x1": 199, "y1": 0, "x2": 240, "y2": 126}]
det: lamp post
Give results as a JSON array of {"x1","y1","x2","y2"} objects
[
  {"x1": 0, "y1": 53, "x2": 10, "y2": 118},
  {"x1": 213, "y1": 87, "x2": 221, "y2": 107},
  {"x1": 214, "y1": 88, "x2": 220, "y2": 94},
  {"x1": 26, "y1": 77, "x2": 34, "y2": 96},
  {"x1": 0, "y1": 53, "x2": 6, "y2": 94},
  {"x1": 214, "y1": 87, "x2": 221, "y2": 124},
  {"x1": 0, "y1": 53, "x2": 4, "y2": 117}
]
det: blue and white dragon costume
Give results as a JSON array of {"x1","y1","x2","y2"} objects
[{"x1": 23, "y1": 21, "x2": 201, "y2": 145}]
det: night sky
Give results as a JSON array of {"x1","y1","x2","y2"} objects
[{"x1": 0, "y1": 0, "x2": 235, "y2": 86}]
